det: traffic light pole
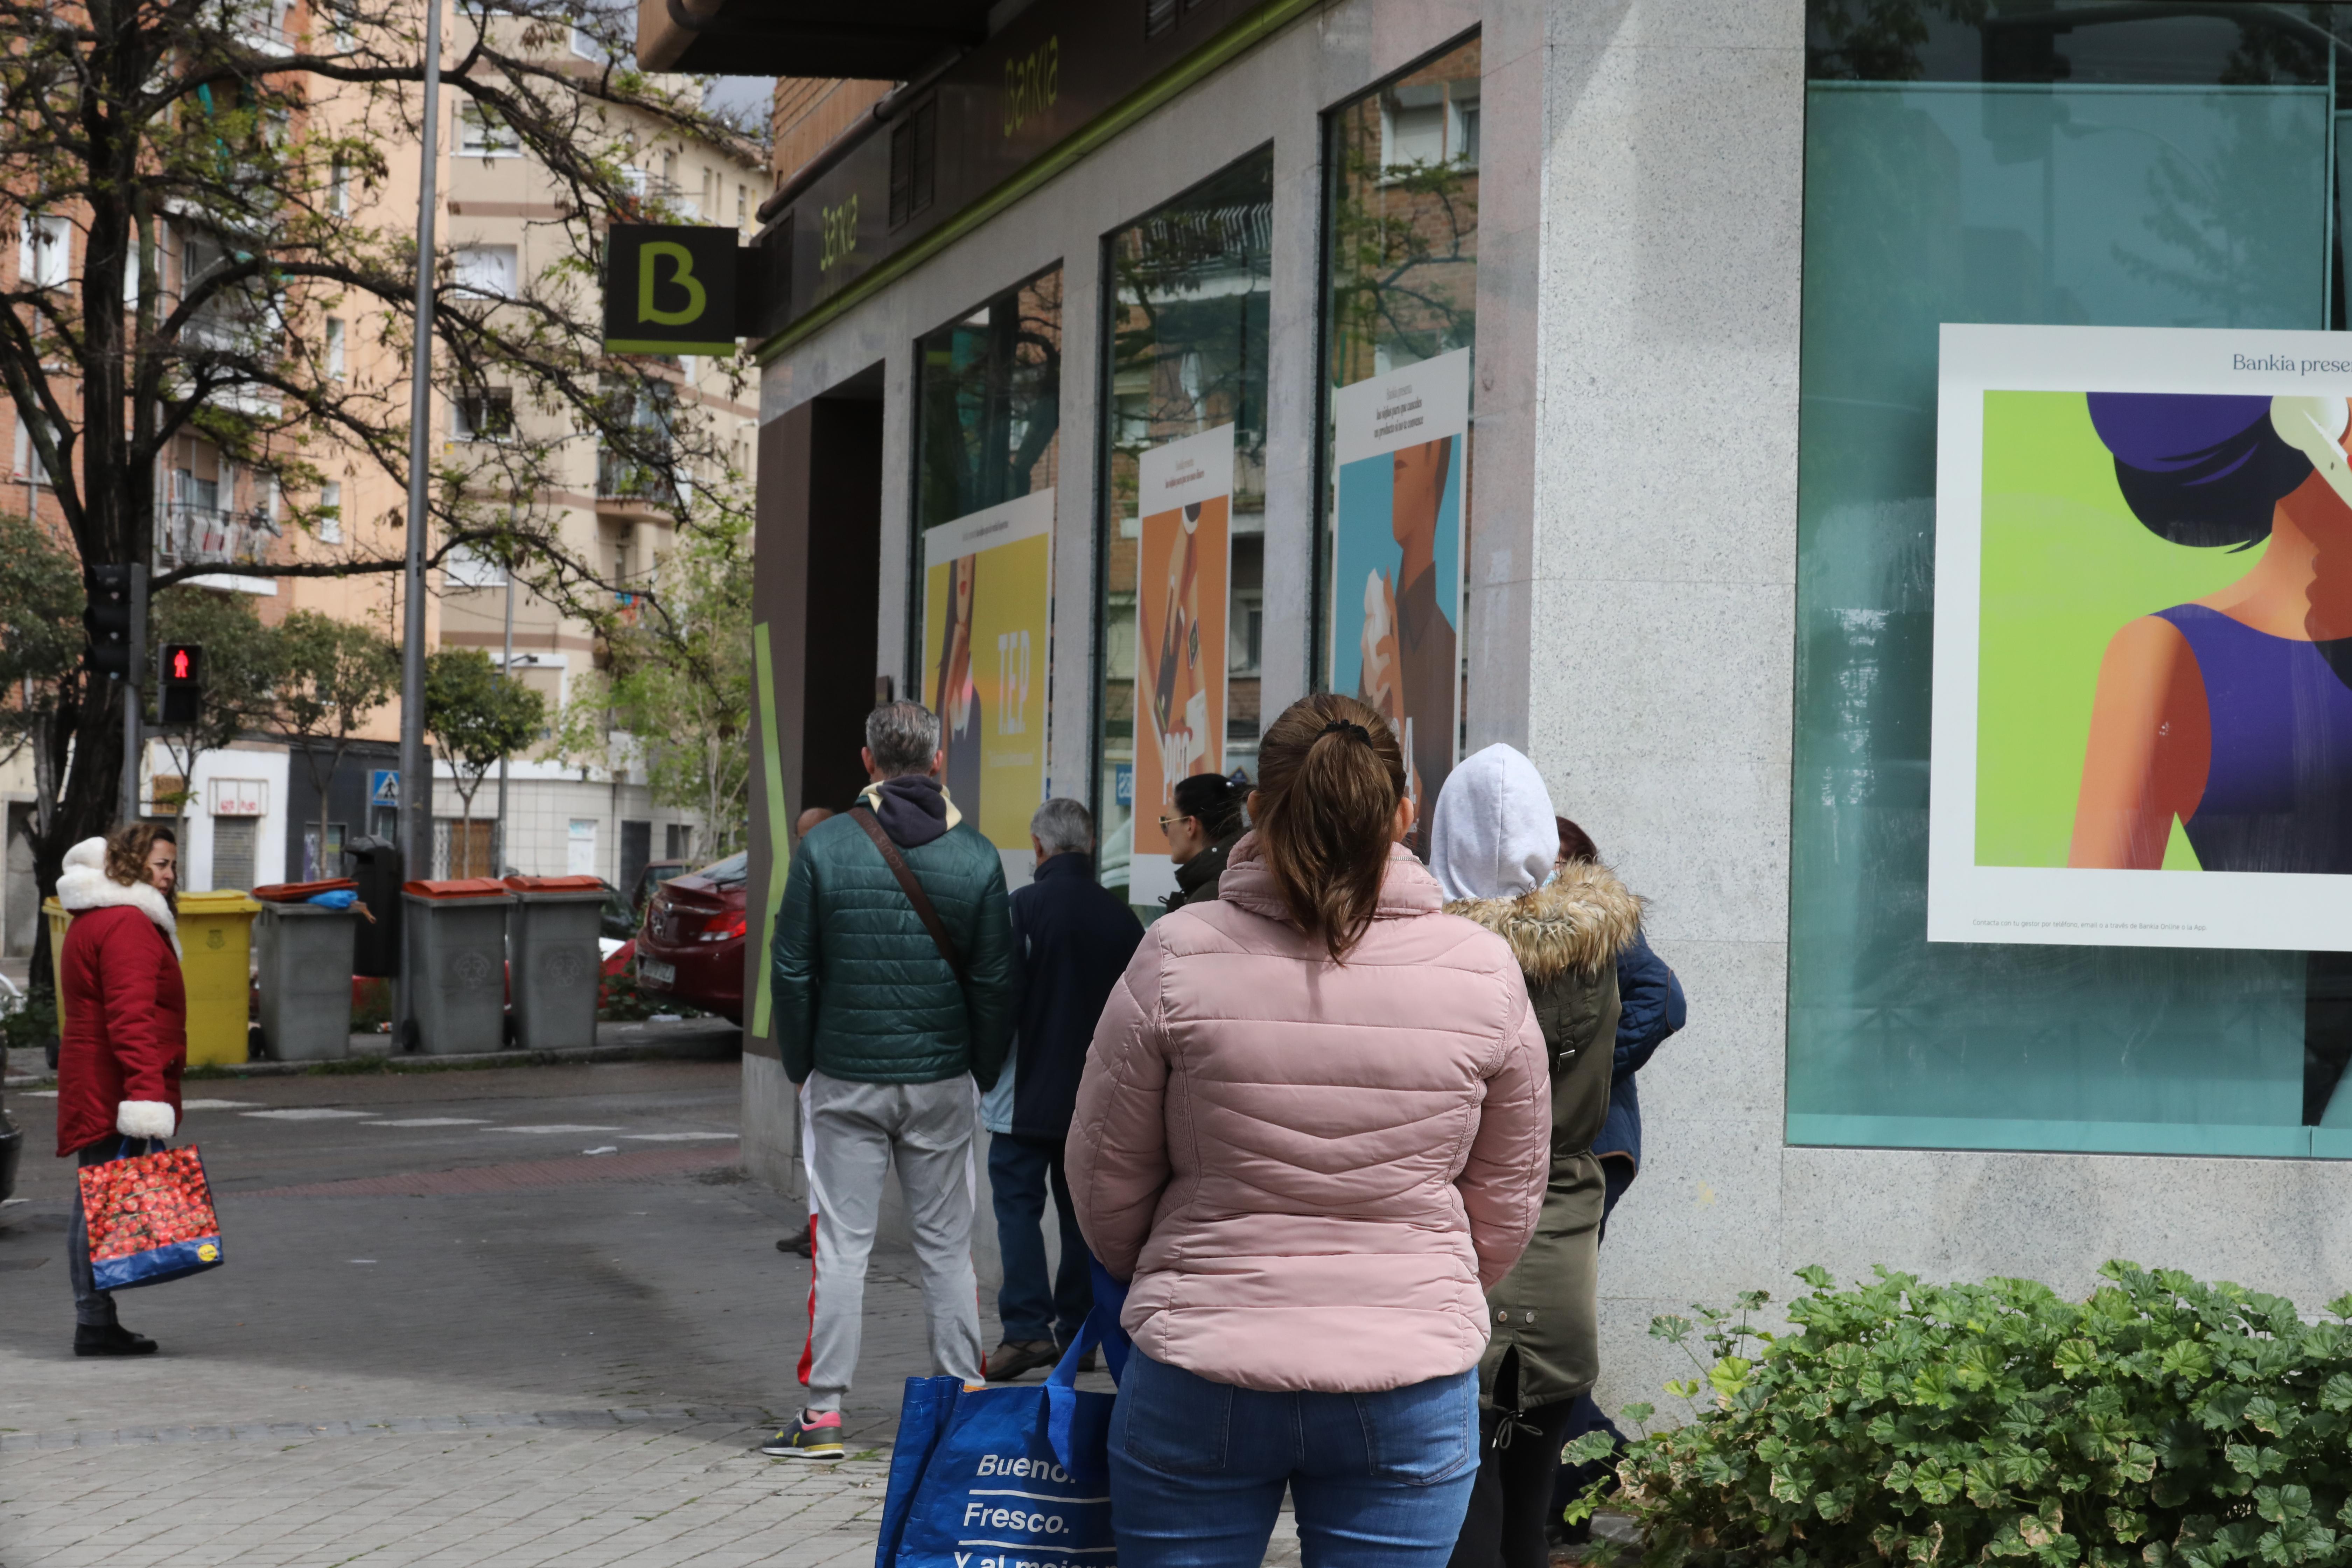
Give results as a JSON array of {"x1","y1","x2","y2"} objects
[
  {"x1": 393, "y1": 0, "x2": 443, "y2": 1051},
  {"x1": 119, "y1": 564, "x2": 147, "y2": 826}
]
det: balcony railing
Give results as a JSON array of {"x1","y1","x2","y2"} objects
[
  {"x1": 595, "y1": 449, "x2": 679, "y2": 509},
  {"x1": 157, "y1": 502, "x2": 279, "y2": 570},
  {"x1": 226, "y1": 0, "x2": 293, "y2": 52}
]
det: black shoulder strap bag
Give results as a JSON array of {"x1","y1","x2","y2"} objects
[{"x1": 847, "y1": 805, "x2": 968, "y2": 983}]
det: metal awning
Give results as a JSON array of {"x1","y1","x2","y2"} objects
[{"x1": 634, "y1": 0, "x2": 993, "y2": 77}]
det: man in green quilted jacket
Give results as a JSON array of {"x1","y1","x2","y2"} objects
[{"x1": 762, "y1": 700, "x2": 1015, "y2": 1459}]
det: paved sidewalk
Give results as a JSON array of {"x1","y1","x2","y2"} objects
[
  {"x1": 0, "y1": 1058, "x2": 1308, "y2": 1567},
  {"x1": 0, "y1": 1061, "x2": 953, "y2": 1566},
  {"x1": 3, "y1": 1409, "x2": 897, "y2": 1568}
]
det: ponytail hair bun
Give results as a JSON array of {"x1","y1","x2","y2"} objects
[{"x1": 1252, "y1": 694, "x2": 1406, "y2": 961}]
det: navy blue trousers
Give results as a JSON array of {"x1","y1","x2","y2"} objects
[{"x1": 988, "y1": 1132, "x2": 1092, "y2": 1344}]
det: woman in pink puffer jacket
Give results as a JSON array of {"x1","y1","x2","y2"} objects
[{"x1": 1068, "y1": 693, "x2": 1551, "y2": 1568}]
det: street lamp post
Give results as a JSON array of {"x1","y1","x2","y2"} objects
[
  {"x1": 393, "y1": 0, "x2": 443, "y2": 1048},
  {"x1": 495, "y1": 553, "x2": 513, "y2": 873}
]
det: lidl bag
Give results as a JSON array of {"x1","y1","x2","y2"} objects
[
  {"x1": 874, "y1": 1311, "x2": 1119, "y2": 1568},
  {"x1": 77, "y1": 1139, "x2": 224, "y2": 1290}
]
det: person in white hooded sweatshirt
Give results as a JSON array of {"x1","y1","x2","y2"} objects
[
  {"x1": 52, "y1": 824, "x2": 185, "y2": 1357},
  {"x1": 1429, "y1": 747, "x2": 1641, "y2": 1568}
]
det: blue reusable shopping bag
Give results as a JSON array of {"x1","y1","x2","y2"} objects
[{"x1": 874, "y1": 1302, "x2": 1123, "y2": 1568}]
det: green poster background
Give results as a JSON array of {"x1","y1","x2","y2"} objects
[{"x1": 1973, "y1": 390, "x2": 2272, "y2": 869}]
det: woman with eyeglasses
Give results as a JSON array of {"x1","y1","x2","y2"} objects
[
  {"x1": 1069, "y1": 693, "x2": 1550, "y2": 1568},
  {"x1": 1157, "y1": 771, "x2": 1248, "y2": 912}
]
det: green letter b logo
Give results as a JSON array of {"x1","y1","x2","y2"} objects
[{"x1": 638, "y1": 241, "x2": 706, "y2": 327}]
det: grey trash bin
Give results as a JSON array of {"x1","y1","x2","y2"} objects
[
  {"x1": 401, "y1": 880, "x2": 515, "y2": 1055},
  {"x1": 254, "y1": 901, "x2": 359, "y2": 1061},
  {"x1": 504, "y1": 876, "x2": 608, "y2": 1052}
]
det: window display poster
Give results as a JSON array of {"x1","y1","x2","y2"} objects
[
  {"x1": 921, "y1": 489, "x2": 1052, "y2": 874},
  {"x1": 1128, "y1": 425, "x2": 1235, "y2": 905},
  {"x1": 1329, "y1": 348, "x2": 1469, "y2": 843},
  {"x1": 1930, "y1": 322, "x2": 2352, "y2": 952}
]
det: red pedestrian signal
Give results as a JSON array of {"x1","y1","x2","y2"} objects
[{"x1": 158, "y1": 643, "x2": 202, "y2": 727}]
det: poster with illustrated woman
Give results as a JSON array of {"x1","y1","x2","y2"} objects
[
  {"x1": 1928, "y1": 323, "x2": 2352, "y2": 951},
  {"x1": 1328, "y1": 348, "x2": 1469, "y2": 853},
  {"x1": 1127, "y1": 424, "x2": 1233, "y2": 907}
]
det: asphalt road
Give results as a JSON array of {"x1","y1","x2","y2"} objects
[{"x1": 0, "y1": 1059, "x2": 813, "y2": 1433}]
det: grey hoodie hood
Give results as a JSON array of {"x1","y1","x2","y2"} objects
[{"x1": 1429, "y1": 743, "x2": 1558, "y2": 903}]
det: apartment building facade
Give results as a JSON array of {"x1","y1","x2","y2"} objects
[{"x1": 1, "y1": 0, "x2": 761, "y2": 938}]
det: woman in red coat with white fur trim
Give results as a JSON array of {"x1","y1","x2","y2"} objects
[{"x1": 55, "y1": 822, "x2": 185, "y2": 1357}]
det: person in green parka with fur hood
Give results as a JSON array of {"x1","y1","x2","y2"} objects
[{"x1": 1428, "y1": 744, "x2": 1642, "y2": 1568}]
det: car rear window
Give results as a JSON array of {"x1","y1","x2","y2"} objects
[{"x1": 698, "y1": 853, "x2": 749, "y2": 887}]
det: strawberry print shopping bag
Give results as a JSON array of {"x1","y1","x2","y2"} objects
[{"x1": 77, "y1": 1140, "x2": 225, "y2": 1290}]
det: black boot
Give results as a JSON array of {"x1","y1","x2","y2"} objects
[{"x1": 75, "y1": 1322, "x2": 158, "y2": 1357}]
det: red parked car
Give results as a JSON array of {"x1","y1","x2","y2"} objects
[{"x1": 635, "y1": 852, "x2": 749, "y2": 1022}]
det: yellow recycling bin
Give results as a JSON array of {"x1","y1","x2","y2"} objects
[
  {"x1": 176, "y1": 890, "x2": 261, "y2": 1067},
  {"x1": 41, "y1": 890, "x2": 258, "y2": 1065}
]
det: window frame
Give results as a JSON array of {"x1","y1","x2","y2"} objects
[
  {"x1": 1087, "y1": 145, "x2": 1277, "y2": 904},
  {"x1": 1310, "y1": 26, "x2": 1483, "y2": 702},
  {"x1": 450, "y1": 243, "x2": 519, "y2": 299},
  {"x1": 903, "y1": 262, "x2": 1065, "y2": 695},
  {"x1": 18, "y1": 212, "x2": 69, "y2": 289},
  {"x1": 456, "y1": 102, "x2": 522, "y2": 158}
]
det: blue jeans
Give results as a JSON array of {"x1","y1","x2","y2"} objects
[
  {"x1": 1108, "y1": 1349, "x2": 1479, "y2": 1568},
  {"x1": 988, "y1": 1133, "x2": 1091, "y2": 1344}
]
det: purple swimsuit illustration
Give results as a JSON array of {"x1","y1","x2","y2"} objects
[{"x1": 2074, "y1": 392, "x2": 2352, "y2": 875}]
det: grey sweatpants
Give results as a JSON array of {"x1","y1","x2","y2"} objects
[{"x1": 799, "y1": 1071, "x2": 983, "y2": 1412}]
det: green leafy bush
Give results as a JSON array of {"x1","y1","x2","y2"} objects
[{"x1": 1570, "y1": 1262, "x2": 2352, "y2": 1568}]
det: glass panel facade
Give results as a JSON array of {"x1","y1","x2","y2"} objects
[
  {"x1": 912, "y1": 268, "x2": 1064, "y2": 541},
  {"x1": 1321, "y1": 35, "x2": 1479, "y2": 845},
  {"x1": 910, "y1": 270, "x2": 1062, "y2": 848},
  {"x1": 1323, "y1": 35, "x2": 1480, "y2": 380},
  {"x1": 1792, "y1": 2, "x2": 2352, "y2": 1157},
  {"x1": 1095, "y1": 150, "x2": 1274, "y2": 909}
]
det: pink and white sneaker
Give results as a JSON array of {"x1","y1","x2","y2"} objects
[{"x1": 760, "y1": 1408, "x2": 844, "y2": 1459}]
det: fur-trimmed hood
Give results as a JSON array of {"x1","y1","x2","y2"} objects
[
  {"x1": 1444, "y1": 860, "x2": 1640, "y2": 985},
  {"x1": 55, "y1": 836, "x2": 180, "y2": 955}
]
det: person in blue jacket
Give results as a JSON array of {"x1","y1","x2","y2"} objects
[{"x1": 1549, "y1": 816, "x2": 1686, "y2": 1542}]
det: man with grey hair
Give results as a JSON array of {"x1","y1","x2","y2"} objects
[
  {"x1": 984, "y1": 796, "x2": 1143, "y2": 1381},
  {"x1": 763, "y1": 700, "x2": 1014, "y2": 1457}
]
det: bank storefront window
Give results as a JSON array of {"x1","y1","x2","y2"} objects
[
  {"x1": 1094, "y1": 149, "x2": 1273, "y2": 910},
  {"x1": 1792, "y1": 1, "x2": 2352, "y2": 1156},
  {"x1": 1320, "y1": 33, "x2": 1478, "y2": 848},
  {"x1": 910, "y1": 268, "x2": 1061, "y2": 860}
]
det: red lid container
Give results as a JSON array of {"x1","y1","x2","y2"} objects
[{"x1": 401, "y1": 877, "x2": 512, "y2": 899}]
